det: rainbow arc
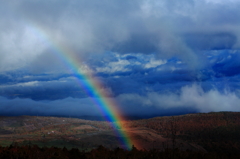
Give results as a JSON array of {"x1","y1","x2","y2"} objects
[{"x1": 27, "y1": 24, "x2": 136, "y2": 150}]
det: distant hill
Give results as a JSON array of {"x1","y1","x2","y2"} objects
[{"x1": 0, "y1": 112, "x2": 239, "y2": 154}]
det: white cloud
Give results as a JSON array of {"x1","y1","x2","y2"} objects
[
  {"x1": 78, "y1": 64, "x2": 93, "y2": 74},
  {"x1": 0, "y1": 77, "x2": 78, "y2": 94},
  {"x1": 144, "y1": 58, "x2": 167, "y2": 68},
  {"x1": 96, "y1": 59, "x2": 131, "y2": 73},
  {"x1": 0, "y1": 25, "x2": 48, "y2": 71},
  {"x1": 117, "y1": 84, "x2": 240, "y2": 113}
]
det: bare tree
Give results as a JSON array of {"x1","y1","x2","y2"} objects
[
  {"x1": 169, "y1": 116, "x2": 179, "y2": 159},
  {"x1": 170, "y1": 116, "x2": 178, "y2": 150}
]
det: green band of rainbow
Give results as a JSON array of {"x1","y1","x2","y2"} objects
[{"x1": 27, "y1": 24, "x2": 134, "y2": 150}]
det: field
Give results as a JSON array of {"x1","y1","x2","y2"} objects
[{"x1": 0, "y1": 112, "x2": 240, "y2": 154}]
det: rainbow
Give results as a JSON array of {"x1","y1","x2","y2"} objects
[{"x1": 27, "y1": 24, "x2": 135, "y2": 150}]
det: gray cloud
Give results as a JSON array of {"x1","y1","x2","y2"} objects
[{"x1": 1, "y1": 0, "x2": 240, "y2": 72}]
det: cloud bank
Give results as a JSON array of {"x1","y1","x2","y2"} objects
[{"x1": 1, "y1": 84, "x2": 239, "y2": 118}]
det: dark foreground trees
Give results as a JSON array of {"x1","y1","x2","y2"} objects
[{"x1": 0, "y1": 144, "x2": 239, "y2": 159}]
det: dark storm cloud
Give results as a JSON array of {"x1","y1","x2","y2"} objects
[
  {"x1": 0, "y1": 96, "x2": 99, "y2": 117},
  {"x1": 2, "y1": 51, "x2": 240, "y2": 101},
  {"x1": 113, "y1": 33, "x2": 158, "y2": 53},
  {"x1": 184, "y1": 32, "x2": 237, "y2": 50},
  {"x1": 0, "y1": 76, "x2": 91, "y2": 100},
  {"x1": 210, "y1": 50, "x2": 240, "y2": 77}
]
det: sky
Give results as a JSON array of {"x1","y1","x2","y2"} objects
[{"x1": 1, "y1": 0, "x2": 240, "y2": 119}]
